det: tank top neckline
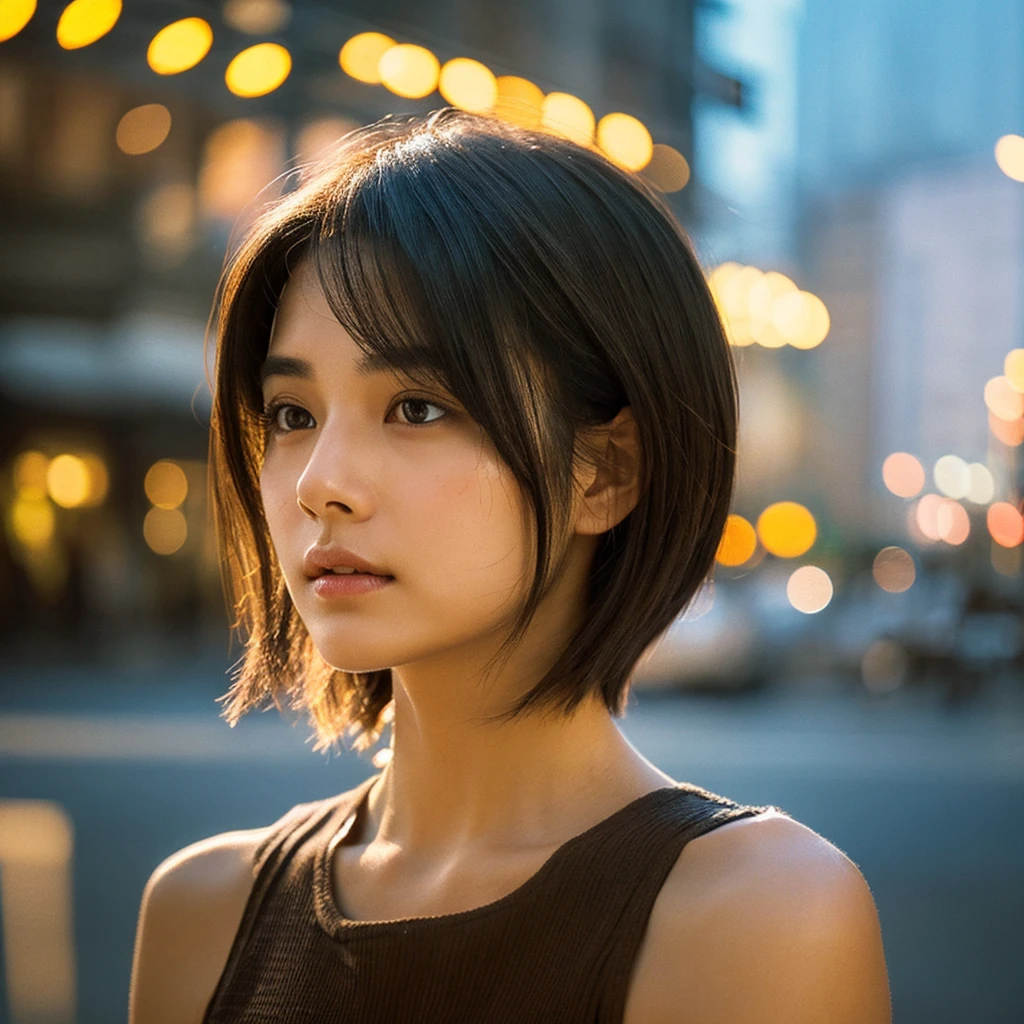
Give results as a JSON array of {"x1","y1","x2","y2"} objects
[{"x1": 312, "y1": 774, "x2": 685, "y2": 939}]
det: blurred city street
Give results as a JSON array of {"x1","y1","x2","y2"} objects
[
  {"x1": 2, "y1": 1, "x2": 1024, "y2": 1022},
  {"x1": 1, "y1": 663, "x2": 1023, "y2": 1023}
]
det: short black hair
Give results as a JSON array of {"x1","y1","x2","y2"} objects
[{"x1": 208, "y1": 108, "x2": 737, "y2": 752}]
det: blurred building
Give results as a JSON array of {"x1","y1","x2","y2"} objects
[
  {"x1": 0, "y1": 0, "x2": 726, "y2": 662},
  {"x1": 796, "y1": 0, "x2": 1024, "y2": 549}
]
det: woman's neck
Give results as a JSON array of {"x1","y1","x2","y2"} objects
[
  {"x1": 361, "y1": 684, "x2": 673, "y2": 858},
  {"x1": 356, "y1": 532, "x2": 673, "y2": 857}
]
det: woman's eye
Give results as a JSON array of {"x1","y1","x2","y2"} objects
[
  {"x1": 265, "y1": 404, "x2": 315, "y2": 433},
  {"x1": 393, "y1": 398, "x2": 447, "y2": 425}
]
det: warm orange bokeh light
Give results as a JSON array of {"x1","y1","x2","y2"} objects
[
  {"x1": 143, "y1": 507, "x2": 187, "y2": 554},
  {"x1": 492, "y1": 76, "x2": 544, "y2": 128},
  {"x1": 438, "y1": 58, "x2": 496, "y2": 113},
  {"x1": 379, "y1": 44, "x2": 440, "y2": 99},
  {"x1": 116, "y1": 103, "x2": 172, "y2": 155},
  {"x1": 989, "y1": 411, "x2": 1024, "y2": 446},
  {"x1": 0, "y1": 0, "x2": 36, "y2": 43},
  {"x1": 339, "y1": 32, "x2": 395, "y2": 85},
  {"x1": 540, "y1": 93, "x2": 595, "y2": 146},
  {"x1": 985, "y1": 375, "x2": 1024, "y2": 422},
  {"x1": 144, "y1": 460, "x2": 188, "y2": 509},
  {"x1": 640, "y1": 144, "x2": 690, "y2": 192},
  {"x1": 756, "y1": 502, "x2": 817, "y2": 558},
  {"x1": 225, "y1": 43, "x2": 292, "y2": 98},
  {"x1": 1006, "y1": 349, "x2": 1024, "y2": 392},
  {"x1": 987, "y1": 502, "x2": 1024, "y2": 547},
  {"x1": 57, "y1": 0, "x2": 120, "y2": 49},
  {"x1": 596, "y1": 113, "x2": 653, "y2": 171},
  {"x1": 147, "y1": 17, "x2": 213, "y2": 75},
  {"x1": 715, "y1": 514, "x2": 757, "y2": 567}
]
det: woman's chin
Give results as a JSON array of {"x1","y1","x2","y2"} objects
[{"x1": 319, "y1": 655, "x2": 394, "y2": 675}]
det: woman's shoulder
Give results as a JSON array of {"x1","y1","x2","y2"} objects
[
  {"x1": 128, "y1": 796, "x2": 336, "y2": 1024},
  {"x1": 623, "y1": 809, "x2": 891, "y2": 1024}
]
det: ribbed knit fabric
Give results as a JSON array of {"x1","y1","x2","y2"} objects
[{"x1": 202, "y1": 774, "x2": 777, "y2": 1023}]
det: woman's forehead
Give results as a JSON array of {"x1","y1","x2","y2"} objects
[{"x1": 273, "y1": 260, "x2": 336, "y2": 335}]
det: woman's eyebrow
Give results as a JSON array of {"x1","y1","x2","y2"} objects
[
  {"x1": 259, "y1": 350, "x2": 443, "y2": 385},
  {"x1": 260, "y1": 355, "x2": 312, "y2": 385}
]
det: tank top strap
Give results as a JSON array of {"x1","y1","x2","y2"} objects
[
  {"x1": 590, "y1": 783, "x2": 778, "y2": 1022},
  {"x1": 202, "y1": 777, "x2": 378, "y2": 1022}
]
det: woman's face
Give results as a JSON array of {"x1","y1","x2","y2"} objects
[{"x1": 259, "y1": 260, "x2": 535, "y2": 675}]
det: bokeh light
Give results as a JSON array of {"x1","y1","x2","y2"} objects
[
  {"x1": 936, "y1": 500, "x2": 970, "y2": 545},
  {"x1": 995, "y1": 134, "x2": 1024, "y2": 183},
  {"x1": 14, "y1": 451, "x2": 49, "y2": 498},
  {"x1": 756, "y1": 501, "x2": 817, "y2": 558},
  {"x1": 144, "y1": 460, "x2": 188, "y2": 509},
  {"x1": 540, "y1": 93, "x2": 595, "y2": 146},
  {"x1": 81, "y1": 455, "x2": 109, "y2": 506},
  {"x1": 984, "y1": 375, "x2": 1024, "y2": 421},
  {"x1": 987, "y1": 502, "x2": 1024, "y2": 547},
  {"x1": 882, "y1": 452, "x2": 925, "y2": 498},
  {"x1": 147, "y1": 18, "x2": 213, "y2": 75},
  {"x1": 199, "y1": 119, "x2": 283, "y2": 220},
  {"x1": 10, "y1": 496, "x2": 55, "y2": 550},
  {"x1": 492, "y1": 76, "x2": 543, "y2": 128},
  {"x1": 705, "y1": 263, "x2": 829, "y2": 350},
  {"x1": 750, "y1": 271, "x2": 797, "y2": 349},
  {"x1": 379, "y1": 44, "x2": 440, "y2": 99},
  {"x1": 913, "y1": 493, "x2": 944, "y2": 542},
  {"x1": 872, "y1": 546, "x2": 916, "y2": 593},
  {"x1": 965, "y1": 463, "x2": 995, "y2": 504},
  {"x1": 781, "y1": 291, "x2": 830, "y2": 349},
  {"x1": 46, "y1": 455, "x2": 90, "y2": 509},
  {"x1": 786, "y1": 565, "x2": 833, "y2": 614},
  {"x1": 1006, "y1": 349, "x2": 1024, "y2": 393},
  {"x1": 222, "y1": 0, "x2": 290, "y2": 35},
  {"x1": 438, "y1": 58, "x2": 496, "y2": 113},
  {"x1": 56, "y1": 0, "x2": 120, "y2": 50},
  {"x1": 115, "y1": 104, "x2": 171, "y2": 156},
  {"x1": 339, "y1": 32, "x2": 395, "y2": 85},
  {"x1": 751, "y1": 272, "x2": 796, "y2": 315},
  {"x1": 989, "y1": 410, "x2": 1024, "y2": 446},
  {"x1": 715, "y1": 514, "x2": 757, "y2": 567},
  {"x1": 933, "y1": 454, "x2": 970, "y2": 499},
  {"x1": 0, "y1": 0, "x2": 36, "y2": 43},
  {"x1": 143, "y1": 507, "x2": 187, "y2": 555},
  {"x1": 596, "y1": 113, "x2": 653, "y2": 171},
  {"x1": 707, "y1": 262, "x2": 759, "y2": 346},
  {"x1": 225, "y1": 43, "x2": 292, "y2": 98},
  {"x1": 640, "y1": 143, "x2": 690, "y2": 192}
]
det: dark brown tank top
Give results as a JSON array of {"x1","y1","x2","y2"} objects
[{"x1": 202, "y1": 774, "x2": 776, "y2": 1023}]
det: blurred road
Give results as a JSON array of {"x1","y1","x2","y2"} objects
[{"x1": 1, "y1": 666, "x2": 1022, "y2": 1023}]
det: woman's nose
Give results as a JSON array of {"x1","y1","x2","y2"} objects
[{"x1": 294, "y1": 429, "x2": 374, "y2": 521}]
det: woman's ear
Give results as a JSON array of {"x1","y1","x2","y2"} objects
[{"x1": 573, "y1": 406, "x2": 642, "y2": 536}]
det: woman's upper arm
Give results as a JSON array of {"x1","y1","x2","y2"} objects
[
  {"x1": 627, "y1": 813, "x2": 892, "y2": 1024},
  {"x1": 129, "y1": 828, "x2": 267, "y2": 1024}
]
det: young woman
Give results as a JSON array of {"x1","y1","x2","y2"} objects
[{"x1": 129, "y1": 109, "x2": 891, "y2": 1023}]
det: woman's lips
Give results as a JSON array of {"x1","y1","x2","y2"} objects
[{"x1": 311, "y1": 572, "x2": 394, "y2": 599}]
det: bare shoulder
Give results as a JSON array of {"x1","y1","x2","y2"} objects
[
  {"x1": 128, "y1": 825, "x2": 270, "y2": 1024},
  {"x1": 624, "y1": 809, "x2": 892, "y2": 1024}
]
